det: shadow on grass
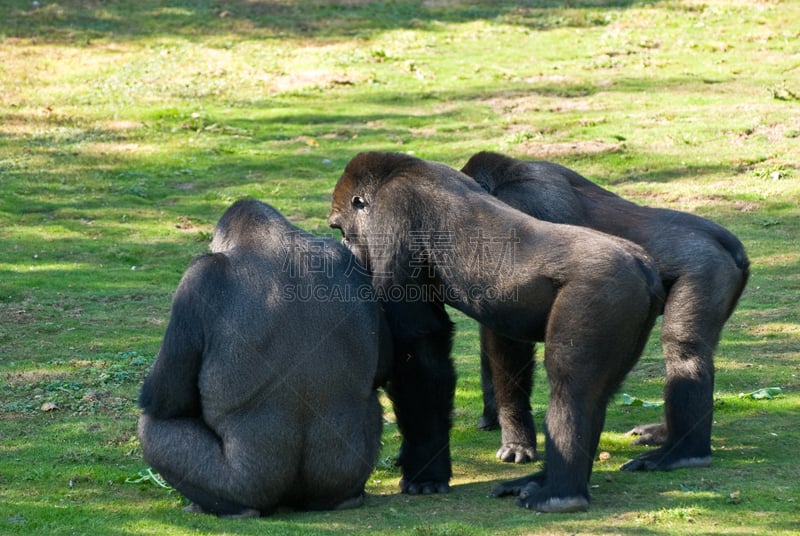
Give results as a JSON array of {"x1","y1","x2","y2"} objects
[{"x1": 3, "y1": 0, "x2": 661, "y2": 43}]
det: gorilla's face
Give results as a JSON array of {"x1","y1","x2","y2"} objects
[
  {"x1": 328, "y1": 165, "x2": 373, "y2": 268},
  {"x1": 329, "y1": 151, "x2": 431, "y2": 273}
]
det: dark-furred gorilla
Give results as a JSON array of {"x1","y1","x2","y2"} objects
[
  {"x1": 138, "y1": 199, "x2": 391, "y2": 517},
  {"x1": 328, "y1": 152, "x2": 663, "y2": 512},
  {"x1": 461, "y1": 151, "x2": 749, "y2": 472}
]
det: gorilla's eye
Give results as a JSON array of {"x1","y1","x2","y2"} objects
[{"x1": 351, "y1": 195, "x2": 366, "y2": 210}]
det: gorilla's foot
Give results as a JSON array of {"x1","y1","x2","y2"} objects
[
  {"x1": 515, "y1": 483, "x2": 589, "y2": 513},
  {"x1": 489, "y1": 471, "x2": 545, "y2": 498},
  {"x1": 183, "y1": 503, "x2": 206, "y2": 514},
  {"x1": 477, "y1": 414, "x2": 499, "y2": 431},
  {"x1": 400, "y1": 478, "x2": 450, "y2": 495},
  {"x1": 620, "y1": 446, "x2": 711, "y2": 471},
  {"x1": 183, "y1": 502, "x2": 261, "y2": 518},
  {"x1": 496, "y1": 442, "x2": 537, "y2": 464},
  {"x1": 333, "y1": 493, "x2": 365, "y2": 510},
  {"x1": 625, "y1": 423, "x2": 668, "y2": 446},
  {"x1": 222, "y1": 508, "x2": 261, "y2": 519}
]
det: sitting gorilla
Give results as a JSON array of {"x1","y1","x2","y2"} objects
[
  {"x1": 461, "y1": 151, "x2": 749, "y2": 471},
  {"x1": 328, "y1": 152, "x2": 663, "y2": 512},
  {"x1": 138, "y1": 199, "x2": 391, "y2": 517}
]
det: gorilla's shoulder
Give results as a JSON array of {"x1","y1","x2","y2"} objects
[{"x1": 181, "y1": 252, "x2": 233, "y2": 287}]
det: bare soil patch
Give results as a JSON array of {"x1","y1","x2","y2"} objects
[{"x1": 516, "y1": 139, "x2": 624, "y2": 158}]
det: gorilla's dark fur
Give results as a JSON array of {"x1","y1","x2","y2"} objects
[
  {"x1": 138, "y1": 199, "x2": 390, "y2": 517},
  {"x1": 328, "y1": 152, "x2": 663, "y2": 512},
  {"x1": 461, "y1": 151, "x2": 749, "y2": 472}
]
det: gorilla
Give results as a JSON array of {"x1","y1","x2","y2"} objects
[
  {"x1": 461, "y1": 151, "x2": 749, "y2": 472},
  {"x1": 328, "y1": 151, "x2": 663, "y2": 512},
  {"x1": 138, "y1": 199, "x2": 391, "y2": 517}
]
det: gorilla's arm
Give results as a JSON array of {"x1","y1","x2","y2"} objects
[
  {"x1": 139, "y1": 260, "x2": 211, "y2": 419},
  {"x1": 371, "y1": 261, "x2": 457, "y2": 493},
  {"x1": 385, "y1": 309, "x2": 455, "y2": 494},
  {"x1": 374, "y1": 311, "x2": 394, "y2": 389}
]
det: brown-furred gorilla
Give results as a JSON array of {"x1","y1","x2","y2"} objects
[
  {"x1": 328, "y1": 151, "x2": 663, "y2": 512},
  {"x1": 461, "y1": 151, "x2": 749, "y2": 472},
  {"x1": 138, "y1": 199, "x2": 391, "y2": 517}
]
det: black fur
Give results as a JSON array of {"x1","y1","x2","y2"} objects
[
  {"x1": 138, "y1": 199, "x2": 391, "y2": 516},
  {"x1": 329, "y1": 152, "x2": 663, "y2": 512},
  {"x1": 462, "y1": 151, "x2": 749, "y2": 471}
]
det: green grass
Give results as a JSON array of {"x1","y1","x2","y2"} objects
[{"x1": 1, "y1": 0, "x2": 798, "y2": 534}]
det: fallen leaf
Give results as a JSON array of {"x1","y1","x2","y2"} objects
[
  {"x1": 738, "y1": 387, "x2": 782, "y2": 400},
  {"x1": 619, "y1": 393, "x2": 663, "y2": 407}
]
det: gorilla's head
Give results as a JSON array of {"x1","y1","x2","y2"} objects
[
  {"x1": 328, "y1": 152, "x2": 419, "y2": 268},
  {"x1": 460, "y1": 151, "x2": 516, "y2": 194},
  {"x1": 329, "y1": 151, "x2": 489, "y2": 275}
]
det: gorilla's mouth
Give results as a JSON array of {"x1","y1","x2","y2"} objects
[
  {"x1": 339, "y1": 236, "x2": 370, "y2": 272},
  {"x1": 337, "y1": 232, "x2": 352, "y2": 250},
  {"x1": 340, "y1": 235, "x2": 357, "y2": 256}
]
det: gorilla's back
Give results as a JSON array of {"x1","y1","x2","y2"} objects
[{"x1": 199, "y1": 201, "x2": 381, "y2": 426}]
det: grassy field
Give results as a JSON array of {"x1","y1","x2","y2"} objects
[{"x1": 1, "y1": 0, "x2": 798, "y2": 534}]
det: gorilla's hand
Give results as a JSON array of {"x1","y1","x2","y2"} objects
[
  {"x1": 516, "y1": 486, "x2": 589, "y2": 513},
  {"x1": 400, "y1": 479, "x2": 450, "y2": 495},
  {"x1": 489, "y1": 471, "x2": 545, "y2": 498},
  {"x1": 621, "y1": 447, "x2": 712, "y2": 472}
]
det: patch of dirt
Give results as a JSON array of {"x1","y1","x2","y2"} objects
[
  {"x1": 409, "y1": 126, "x2": 438, "y2": 137},
  {"x1": 175, "y1": 215, "x2": 202, "y2": 232},
  {"x1": 516, "y1": 140, "x2": 624, "y2": 158},
  {"x1": 4, "y1": 369, "x2": 70, "y2": 387},
  {"x1": 481, "y1": 78, "x2": 604, "y2": 115},
  {"x1": 624, "y1": 189, "x2": 763, "y2": 214},
  {"x1": 82, "y1": 142, "x2": 142, "y2": 154},
  {"x1": 484, "y1": 94, "x2": 599, "y2": 115},
  {"x1": 423, "y1": 0, "x2": 468, "y2": 7},
  {"x1": 729, "y1": 122, "x2": 796, "y2": 144},
  {"x1": 97, "y1": 119, "x2": 143, "y2": 132},
  {"x1": 733, "y1": 200, "x2": 761, "y2": 212},
  {"x1": 0, "y1": 305, "x2": 36, "y2": 325},
  {"x1": 267, "y1": 69, "x2": 359, "y2": 93}
]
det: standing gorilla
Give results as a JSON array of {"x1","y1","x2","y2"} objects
[
  {"x1": 461, "y1": 151, "x2": 749, "y2": 472},
  {"x1": 138, "y1": 199, "x2": 391, "y2": 517},
  {"x1": 328, "y1": 152, "x2": 663, "y2": 512}
]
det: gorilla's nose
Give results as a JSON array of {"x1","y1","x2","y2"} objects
[{"x1": 328, "y1": 212, "x2": 341, "y2": 230}]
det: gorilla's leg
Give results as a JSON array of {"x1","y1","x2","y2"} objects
[
  {"x1": 514, "y1": 340, "x2": 639, "y2": 512},
  {"x1": 515, "y1": 369, "x2": 593, "y2": 513},
  {"x1": 386, "y1": 329, "x2": 455, "y2": 494},
  {"x1": 482, "y1": 327, "x2": 537, "y2": 464},
  {"x1": 477, "y1": 344, "x2": 499, "y2": 431},
  {"x1": 490, "y1": 398, "x2": 604, "y2": 501},
  {"x1": 622, "y1": 275, "x2": 731, "y2": 471},
  {"x1": 299, "y1": 397, "x2": 383, "y2": 511},
  {"x1": 138, "y1": 414, "x2": 276, "y2": 516},
  {"x1": 510, "y1": 279, "x2": 654, "y2": 512},
  {"x1": 161, "y1": 468, "x2": 261, "y2": 518}
]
